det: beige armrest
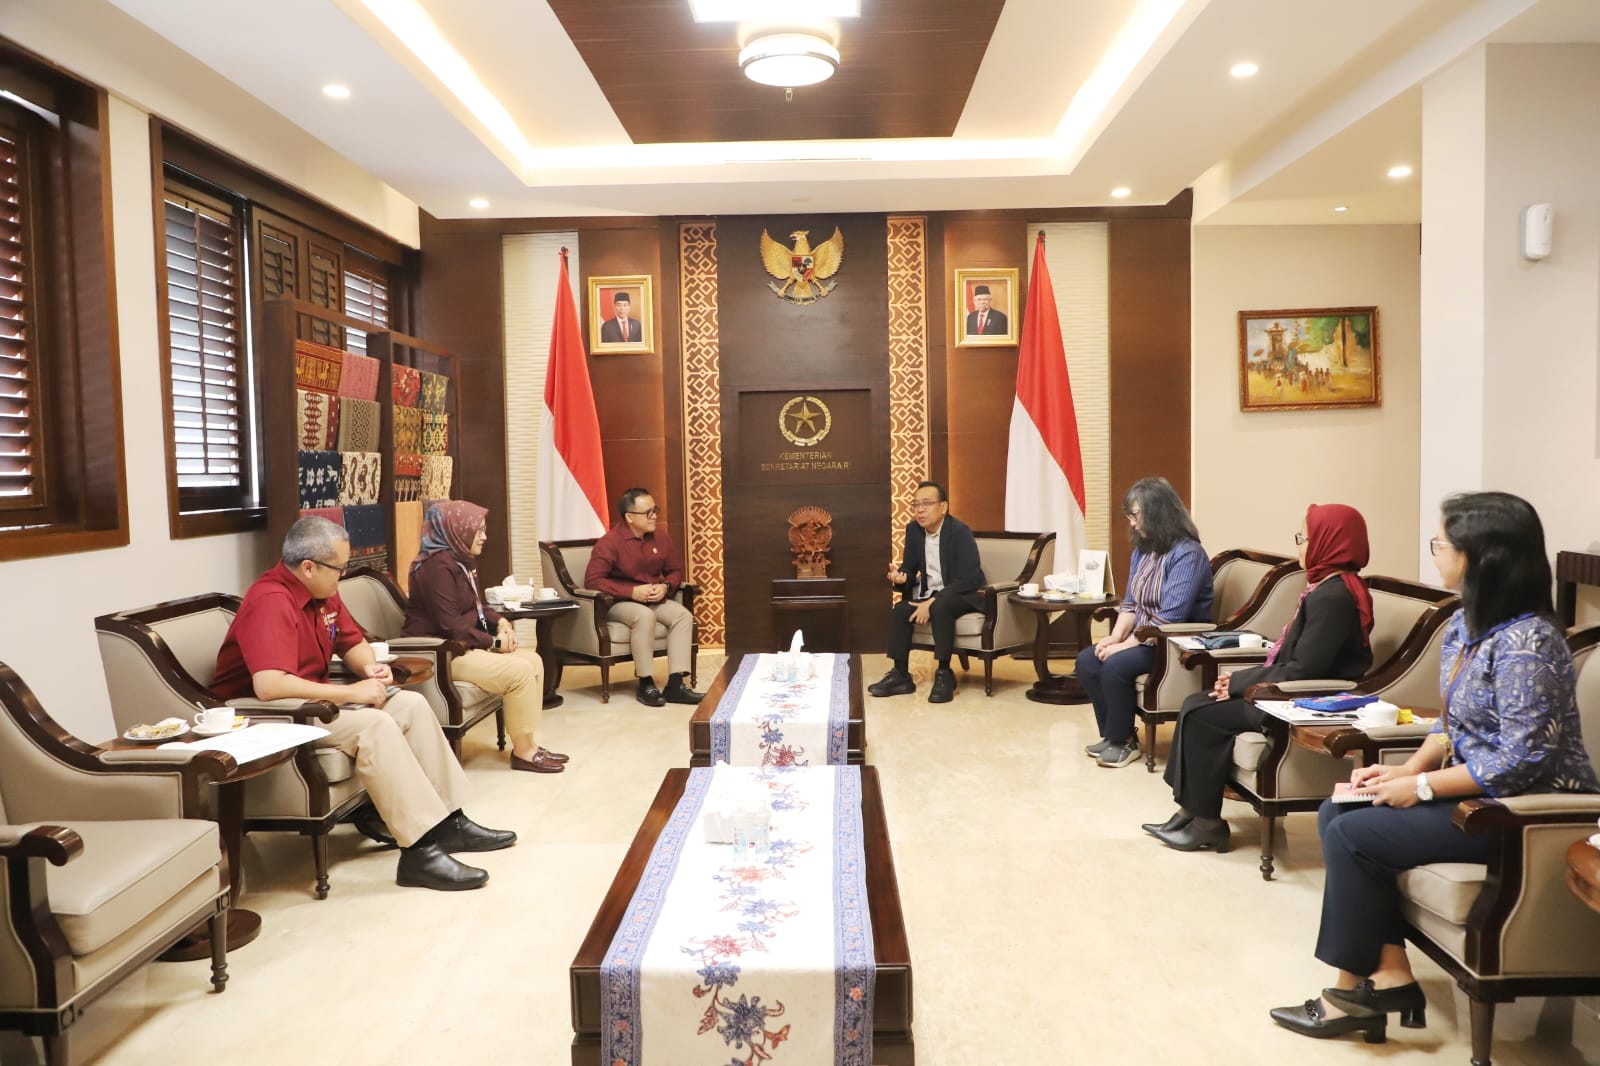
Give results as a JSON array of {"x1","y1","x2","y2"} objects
[
  {"x1": 1491, "y1": 794, "x2": 1600, "y2": 816},
  {"x1": 388, "y1": 636, "x2": 445, "y2": 649},
  {"x1": 1360, "y1": 722, "x2": 1437, "y2": 740},
  {"x1": 1153, "y1": 622, "x2": 1213, "y2": 635},
  {"x1": 1455, "y1": 794, "x2": 1600, "y2": 833},
  {"x1": 0, "y1": 825, "x2": 83, "y2": 865}
]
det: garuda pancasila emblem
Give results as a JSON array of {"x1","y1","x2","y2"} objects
[{"x1": 760, "y1": 227, "x2": 844, "y2": 305}]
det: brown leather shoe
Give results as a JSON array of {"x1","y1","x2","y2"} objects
[
  {"x1": 536, "y1": 747, "x2": 569, "y2": 763},
  {"x1": 510, "y1": 750, "x2": 565, "y2": 773}
]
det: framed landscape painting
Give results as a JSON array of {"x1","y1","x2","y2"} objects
[{"x1": 1238, "y1": 307, "x2": 1381, "y2": 412}]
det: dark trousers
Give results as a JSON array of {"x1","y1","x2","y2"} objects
[
  {"x1": 886, "y1": 593, "x2": 983, "y2": 667},
  {"x1": 1163, "y1": 692, "x2": 1266, "y2": 819},
  {"x1": 1314, "y1": 799, "x2": 1490, "y2": 976},
  {"x1": 1075, "y1": 643, "x2": 1156, "y2": 742}
]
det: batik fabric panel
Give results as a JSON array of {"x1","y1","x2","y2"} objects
[
  {"x1": 339, "y1": 451, "x2": 382, "y2": 505},
  {"x1": 393, "y1": 365, "x2": 421, "y2": 408},
  {"x1": 421, "y1": 454, "x2": 453, "y2": 501}
]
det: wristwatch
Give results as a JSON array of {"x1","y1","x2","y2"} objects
[{"x1": 1414, "y1": 772, "x2": 1434, "y2": 802}]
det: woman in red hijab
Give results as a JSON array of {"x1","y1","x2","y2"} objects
[
  {"x1": 402, "y1": 501, "x2": 568, "y2": 773},
  {"x1": 1141, "y1": 503, "x2": 1375, "y2": 853}
]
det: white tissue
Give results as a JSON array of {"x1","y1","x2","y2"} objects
[{"x1": 788, "y1": 630, "x2": 805, "y2": 653}]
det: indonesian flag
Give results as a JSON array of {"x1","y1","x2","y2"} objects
[
  {"x1": 1006, "y1": 231, "x2": 1087, "y2": 566},
  {"x1": 537, "y1": 249, "x2": 608, "y2": 540}
]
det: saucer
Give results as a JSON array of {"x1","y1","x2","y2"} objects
[
  {"x1": 123, "y1": 722, "x2": 189, "y2": 743},
  {"x1": 375, "y1": 653, "x2": 397, "y2": 663},
  {"x1": 1041, "y1": 593, "x2": 1071, "y2": 602},
  {"x1": 192, "y1": 718, "x2": 251, "y2": 737},
  {"x1": 1015, "y1": 591, "x2": 1041, "y2": 599}
]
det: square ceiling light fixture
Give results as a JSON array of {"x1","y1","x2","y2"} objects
[{"x1": 689, "y1": 0, "x2": 858, "y2": 20}]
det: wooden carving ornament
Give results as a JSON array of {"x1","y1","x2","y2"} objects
[{"x1": 788, "y1": 505, "x2": 833, "y2": 578}]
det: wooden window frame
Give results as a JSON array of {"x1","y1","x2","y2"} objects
[
  {"x1": 0, "y1": 43, "x2": 129, "y2": 563},
  {"x1": 155, "y1": 166, "x2": 260, "y2": 537}
]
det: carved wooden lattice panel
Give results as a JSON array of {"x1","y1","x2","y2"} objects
[
  {"x1": 307, "y1": 242, "x2": 343, "y2": 346},
  {"x1": 886, "y1": 216, "x2": 930, "y2": 565},
  {"x1": 679, "y1": 222, "x2": 725, "y2": 647},
  {"x1": 257, "y1": 222, "x2": 298, "y2": 300}
]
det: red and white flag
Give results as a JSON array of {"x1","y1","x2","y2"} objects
[
  {"x1": 1006, "y1": 231, "x2": 1087, "y2": 567},
  {"x1": 537, "y1": 249, "x2": 608, "y2": 540}
]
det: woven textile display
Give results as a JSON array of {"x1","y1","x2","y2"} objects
[
  {"x1": 421, "y1": 454, "x2": 453, "y2": 501},
  {"x1": 296, "y1": 389, "x2": 339, "y2": 450},
  {"x1": 394, "y1": 477, "x2": 423, "y2": 501},
  {"x1": 393, "y1": 500, "x2": 424, "y2": 591},
  {"x1": 394, "y1": 405, "x2": 423, "y2": 455},
  {"x1": 294, "y1": 341, "x2": 344, "y2": 394},
  {"x1": 339, "y1": 451, "x2": 382, "y2": 505},
  {"x1": 299, "y1": 506, "x2": 345, "y2": 528},
  {"x1": 338, "y1": 351, "x2": 381, "y2": 402},
  {"x1": 421, "y1": 412, "x2": 450, "y2": 455},
  {"x1": 418, "y1": 370, "x2": 449, "y2": 413},
  {"x1": 298, "y1": 450, "x2": 341, "y2": 510},
  {"x1": 337, "y1": 398, "x2": 381, "y2": 452},
  {"x1": 344, "y1": 503, "x2": 388, "y2": 572},
  {"x1": 395, "y1": 454, "x2": 423, "y2": 478},
  {"x1": 393, "y1": 365, "x2": 421, "y2": 408}
]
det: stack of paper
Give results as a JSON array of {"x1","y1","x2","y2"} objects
[{"x1": 161, "y1": 722, "x2": 329, "y2": 764}]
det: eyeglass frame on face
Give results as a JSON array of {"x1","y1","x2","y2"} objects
[
  {"x1": 1428, "y1": 536, "x2": 1454, "y2": 556},
  {"x1": 911, "y1": 498, "x2": 944, "y2": 512},
  {"x1": 626, "y1": 507, "x2": 660, "y2": 518},
  {"x1": 1294, "y1": 531, "x2": 1308, "y2": 545},
  {"x1": 1123, "y1": 507, "x2": 1141, "y2": 520},
  {"x1": 307, "y1": 558, "x2": 349, "y2": 575}
]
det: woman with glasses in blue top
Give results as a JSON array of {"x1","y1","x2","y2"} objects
[
  {"x1": 1079, "y1": 476, "x2": 1214, "y2": 769},
  {"x1": 1271, "y1": 491, "x2": 1599, "y2": 1046}
]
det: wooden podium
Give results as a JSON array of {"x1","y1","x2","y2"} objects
[{"x1": 770, "y1": 577, "x2": 848, "y2": 651}]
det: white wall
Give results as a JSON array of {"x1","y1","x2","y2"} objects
[
  {"x1": 1477, "y1": 44, "x2": 1600, "y2": 559},
  {"x1": 1191, "y1": 224, "x2": 1422, "y2": 577}
]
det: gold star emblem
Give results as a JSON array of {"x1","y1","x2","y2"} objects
[{"x1": 788, "y1": 403, "x2": 820, "y2": 435}]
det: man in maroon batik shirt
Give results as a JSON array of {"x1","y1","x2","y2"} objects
[{"x1": 583, "y1": 488, "x2": 702, "y2": 707}]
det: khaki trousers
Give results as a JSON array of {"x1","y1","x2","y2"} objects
[
  {"x1": 318, "y1": 690, "x2": 468, "y2": 848},
  {"x1": 606, "y1": 598, "x2": 693, "y2": 677},
  {"x1": 449, "y1": 648, "x2": 543, "y2": 739}
]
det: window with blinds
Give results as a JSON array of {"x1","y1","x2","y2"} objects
[
  {"x1": 343, "y1": 265, "x2": 389, "y2": 354},
  {"x1": 0, "y1": 125, "x2": 39, "y2": 511},
  {"x1": 162, "y1": 181, "x2": 250, "y2": 509}
]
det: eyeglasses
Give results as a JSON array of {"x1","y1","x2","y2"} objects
[
  {"x1": 1428, "y1": 536, "x2": 1454, "y2": 556},
  {"x1": 1123, "y1": 509, "x2": 1141, "y2": 520},
  {"x1": 1294, "y1": 532, "x2": 1307, "y2": 545},
  {"x1": 309, "y1": 558, "x2": 351, "y2": 575},
  {"x1": 911, "y1": 499, "x2": 943, "y2": 511},
  {"x1": 626, "y1": 507, "x2": 660, "y2": 518}
]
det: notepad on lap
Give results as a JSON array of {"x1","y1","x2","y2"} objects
[{"x1": 1332, "y1": 782, "x2": 1381, "y2": 804}]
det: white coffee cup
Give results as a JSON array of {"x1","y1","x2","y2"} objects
[
  {"x1": 1019, "y1": 583, "x2": 1041, "y2": 597},
  {"x1": 538, "y1": 587, "x2": 559, "y2": 600},
  {"x1": 1358, "y1": 703, "x2": 1400, "y2": 728},
  {"x1": 1237, "y1": 633, "x2": 1266, "y2": 650},
  {"x1": 194, "y1": 707, "x2": 236, "y2": 731},
  {"x1": 369, "y1": 641, "x2": 389, "y2": 660}
]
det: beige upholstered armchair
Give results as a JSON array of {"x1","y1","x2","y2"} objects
[
  {"x1": 95, "y1": 595, "x2": 360, "y2": 900},
  {"x1": 1396, "y1": 624, "x2": 1600, "y2": 1066},
  {"x1": 1235, "y1": 575, "x2": 1461, "y2": 879},
  {"x1": 337, "y1": 566, "x2": 504, "y2": 757},
  {"x1": 910, "y1": 531, "x2": 1054, "y2": 696},
  {"x1": 539, "y1": 539, "x2": 700, "y2": 703},
  {"x1": 1096, "y1": 548, "x2": 1306, "y2": 772},
  {"x1": 0, "y1": 663, "x2": 230, "y2": 1063}
]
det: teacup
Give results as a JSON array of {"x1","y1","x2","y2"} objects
[
  {"x1": 194, "y1": 707, "x2": 236, "y2": 731},
  {"x1": 538, "y1": 587, "x2": 559, "y2": 600},
  {"x1": 1237, "y1": 633, "x2": 1266, "y2": 650},
  {"x1": 369, "y1": 641, "x2": 389, "y2": 660},
  {"x1": 1357, "y1": 704, "x2": 1400, "y2": 729},
  {"x1": 1019, "y1": 582, "x2": 1041, "y2": 597}
]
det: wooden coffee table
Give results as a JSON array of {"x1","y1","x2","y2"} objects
[
  {"x1": 688, "y1": 652, "x2": 866, "y2": 766},
  {"x1": 1013, "y1": 593, "x2": 1115, "y2": 704},
  {"x1": 495, "y1": 599, "x2": 580, "y2": 707},
  {"x1": 570, "y1": 766, "x2": 913, "y2": 1064}
]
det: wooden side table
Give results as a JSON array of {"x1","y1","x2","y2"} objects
[
  {"x1": 494, "y1": 598, "x2": 580, "y2": 707},
  {"x1": 1013, "y1": 594, "x2": 1114, "y2": 704},
  {"x1": 771, "y1": 578, "x2": 848, "y2": 651}
]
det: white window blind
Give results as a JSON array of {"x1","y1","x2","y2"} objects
[
  {"x1": 343, "y1": 267, "x2": 389, "y2": 354},
  {"x1": 0, "y1": 128, "x2": 36, "y2": 506}
]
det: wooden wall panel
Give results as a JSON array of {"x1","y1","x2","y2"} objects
[
  {"x1": 717, "y1": 215, "x2": 891, "y2": 654},
  {"x1": 580, "y1": 227, "x2": 668, "y2": 521},
  {"x1": 1108, "y1": 218, "x2": 1192, "y2": 583},
  {"x1": 415, "y1": 225, "x2": 510, "y2": 583},
  {"x1": 943, "y1": 219, "x2": 1028, "y2": 530}
]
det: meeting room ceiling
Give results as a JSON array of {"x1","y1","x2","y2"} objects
[{"x1": 93, "y1": 0, "x2": 1582, "y2": 220}]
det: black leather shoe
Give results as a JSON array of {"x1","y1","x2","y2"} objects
[
  {"x1": 432, "y1": 812, "x2": 517, "y2": 854},
  {"x1": 1140, "y1": 810, "x2": 1193, "y2": 837},
  {"x1": 1269, "y1": 998, "x2": 1386, "y2": 1043},
  {"x1": 396, "y1": 842, "x2": 488, "y2": 891},
  {"x1": 350, "y1": 803, "x2": 396, "y2": 847},
  {"x1": 867, "y1": 670, "x2": 916, "y2": 697},
  {"x1": 1323, "y1": 981, "x2": 1427, "y2": 1028},
  {"x1": 1152, "y1": 820, "x2": 1231, "y2": 853},
  {"x1": 928, "y1": 667, "x2": 956, "y2": 704},
  {"x1": 663, "y1": 678, "x2": 704, "y2": 704},
  {"x1": 636, "y1": 678, "x2": 666, "y2": 707}
]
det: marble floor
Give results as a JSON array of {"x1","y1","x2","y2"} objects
[{"x1": 47, "y1": 652, "x2": 1600, "y2": 1065}]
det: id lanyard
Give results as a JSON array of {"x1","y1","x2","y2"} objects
[{"x1": 456, "y1": 562, "x2": 488, "y2": 630}]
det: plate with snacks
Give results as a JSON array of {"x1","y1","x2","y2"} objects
[{"x1": 123, "y1": 718, "x2": 190, "y2": 743}]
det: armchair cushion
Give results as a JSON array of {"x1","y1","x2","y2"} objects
[
  {"x1": 30, "y1": 818, "x2": 220, "y2": 955},
  {"x1": 1397, "y1": 862, "x2": 1485, "y2": 926}
]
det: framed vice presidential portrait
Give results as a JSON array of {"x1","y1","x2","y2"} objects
[
  {"x1": 588, "y1": 275, "x2": 654, "y2": 355},
  {"x1": 954, "y1": 268, "x2": 1020, "y2": 348}
]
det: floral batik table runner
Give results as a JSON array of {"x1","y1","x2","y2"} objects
[
  {"x1": 602, "y1": 765, "x2": 875, "y2": 1066},
  {"x1": 710, "y1": 653, "x2": 850, "y2": 766}
]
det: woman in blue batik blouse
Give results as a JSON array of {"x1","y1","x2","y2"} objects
[
  {"x1": 1271, "y1": 491, "x2": 1600, "y2": 1045},
  {"x1": 1078, "y1": 476, "x2": 1214, "y2": 769}
]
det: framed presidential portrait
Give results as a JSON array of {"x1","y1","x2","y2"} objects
[
  {"x1": 588, "y1": 275, "x2": 654, "y2": 355},
  {"x1": 953, "y1": 268, "x2": 1020, "y2": 348}
]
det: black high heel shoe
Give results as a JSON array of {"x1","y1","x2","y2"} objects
[
  {"x1": 1323, "y1": 980, "x2": 1427, "y2": 1028},
  {"x1": 1152, "y1": 819, "x2": 1230, "y2": 853},
  {"x1": 1269, "y1": 998, "x2": 1387, "y2": 1043},
  {"x1": 1140, "y1": 810, "x2": 1192, "y2": 837}
]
